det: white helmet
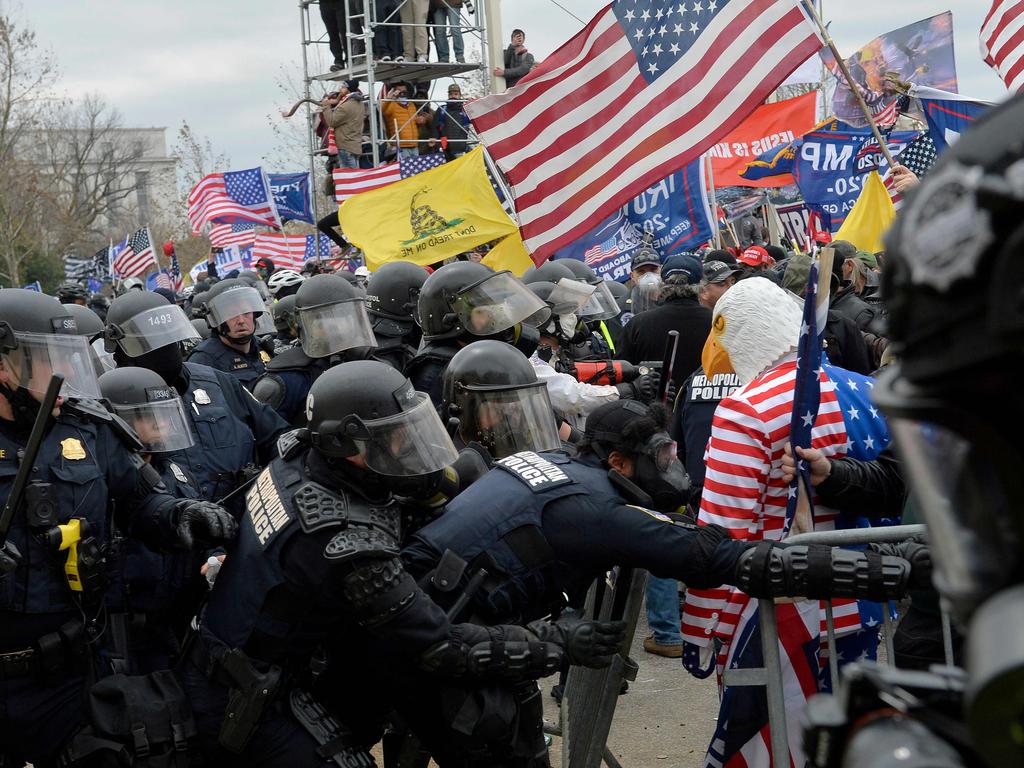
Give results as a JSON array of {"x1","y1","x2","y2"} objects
[
  {"x1": 119, "y1": 277, "x2": 145, "y2": 294},
  {"x1": 266, "y1": 269, "x2": 306, "y2": 298}
]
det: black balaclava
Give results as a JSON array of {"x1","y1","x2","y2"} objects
[{"x1": 114, "y1": 343, "x2": 184, "y2": 388}]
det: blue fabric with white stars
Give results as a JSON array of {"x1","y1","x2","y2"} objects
[
  {"x1": 613, "y1": 0, "x2": 728, "y2": 84},
  {"x1": 224, "y1": 168, "x2": 271, "y2": 207}
]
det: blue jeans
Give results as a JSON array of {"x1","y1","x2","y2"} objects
[
  {"x1": 336, "y1": 149, "x2": 359, "y2": 169},
  {"x1": 646, "y1": 576, "x2": 682, "y2": 645},
  {"x1": 398, "y1": 147, "x2": 418, "y2": 159},
  {"x1": 432, "y1": 5, "x2": 464, "y2": 61}
]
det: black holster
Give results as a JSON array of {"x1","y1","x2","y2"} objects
[{"x1": 216, "y1": 648, "x2": 284, "y2": 753}]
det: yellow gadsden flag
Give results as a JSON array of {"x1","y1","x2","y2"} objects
[
  {"x1": 339, "y1": 147, "x2": 518, "y2": 270},
  {"x1": 833, "y1": 170, "x2": 896, "y2": 254},
  {"x1": 482, "y1": 231, "x2": 533, "y2": 276}
]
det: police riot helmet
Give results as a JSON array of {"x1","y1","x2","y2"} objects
[
  {"x1": 526, "y1": 280, "x2": 596, "y2": 342},
  {"x1": 305, "y1": 360, "x2": 458, "y2": 475},
  {"x1": 190, "y1": 318, "x2": 211, "y2": 340},
  {"x1": 294, "y1": 273, "x2": 376, "y2": 358},
  {"x1": 190, "y1": 290, "x2": 211, "y2": 321},
  {"x1": 272, "y1": 294, "x2": 298, "y2": 336},
  {"x1": 873, "y1": 93, "x2": 1024, "y2": 768},
  {"x1": 238, "y1": 270, "x2": 273, "y2": 302},
  {"x1": 203, "y1": 278, "x2": 267, "y2": 339},
  {"x1": 549, "y1": 260, "x2": 620, "y2": 321},
  {"x1": 523, "y1": 260, "x2": 577, "y2": 285},
  {"x1": 417, "y1": 261, "x2": 549, "y2": 342},
  {"x1": 266, "y1": 269, "x2": 305, "y2": 299},
  {"x1": 104, "y1": 290, "x2": 200, "y2": 357},
  {"x1": 58, "y1": 281, "x2": 89, "y2": 305},
  {"x1": 64, "y1": 303, "x2": 105, "y2": 340},
  {"x1": 365, "y1": 262, "x2": 429, "y2": 338},
  {"x1": 0, "y1": 289, "x2": 102, "y2": 405},
  {"x1": 441, "y1": 341, "x2": 560, "y2": 459},
  {"x1": 98, "y1": 366, "x2": 195, "y2": 453}
]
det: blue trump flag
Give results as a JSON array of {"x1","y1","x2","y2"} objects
[
  {"x1": 268, "y1": 172, "x2": 314, "y2": 224},
  {"x1": 22, "y1": 281, "x2": 42, "y2": 292},
  {"x1": 911, "y1": 85, "x2": 992, "y2": 155},
  {"x1": 553, "y1": 159, "x2": 714, "y2": 282}
]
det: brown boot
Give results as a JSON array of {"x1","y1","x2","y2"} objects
[{"x1": 643, "y1": 634, "x2": 683, "y2": 658}]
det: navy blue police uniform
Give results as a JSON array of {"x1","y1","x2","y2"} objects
[
  {"x1": 0, "y1": 408, "x2": 191, "y2": 766},
  {"x1": 167, "y1": 362, "x2": 289, "y2": 504},
  {"x1": 187, "y1": 336, "x2": 269, "y2": 391},
  {"x1": 404, "y1": 343, "x2": 460, "y2": 407},
  {"x1": 251, "y1": 346, "x2": 331, "y2": 426}
]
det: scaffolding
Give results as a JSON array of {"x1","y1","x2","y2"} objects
[{"x1": 298, "y1": 0, "x2": 500, "y2": 222}]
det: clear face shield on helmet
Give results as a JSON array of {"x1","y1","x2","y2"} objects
[
  {"x1": 297, "y1": 298, "x2": 377, "y2": 358},
  {"x1": 451, "y1": 271, "x2": 550, "y2": 336},
  {"x1": 108, "y1": 304, "x2": 200, "y2": 357},
  {"x1": 526, "y1": 279, "x2": 596, "y2": 339},
  {"x1": 453, "y1": 381, "x2": 561, "y2": 459},
  {"x1": 206, "y1": 286, "x2": 266, "y2": 327},
  {"x1": 630, "y1": 272, "x2": 662, "y2": 315},
  {"x1": 578, "y1": 279, "x2": 621, "y2": 321},
  {"x1": 2, "y1": 332, "x2": 102, "y2": 400},
  {"x1": 350, "y1": 392, "x2": 460, "y2": 476},
  {"x1": 110, "y1": 394, "x2": 196, "y2": 453}
]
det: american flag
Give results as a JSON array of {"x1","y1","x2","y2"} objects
[
  {"x1": 868, "y1": 94, "x2": 907, "y2": 131},
  {"x1": 583, "y1": 239, "x2": 619, "y2": 266},
  {"x1": 113, "y1": 227, "x2": 158, "y2": 278},
  {"x1": 333, "y1": 153, "x2": 447, "y2": 202},
  {"x1": 252, "y1": 233, "x2": 329, "y2": 271},
  {"x1": 169, "y1": 252, "x2": 184, "y2": 292},
  {"x1": 981, "y1": 1, "x2": 1024, "y2": 94},
  {"x1": 465, "y1": 0, "x2": 825, "y2": 260},
  {"x1": 881, "y1": 134, "x2": 938, "y2": 210},
  {"x1": 209, "y1": 222, "x2": 258, "y2": 248},
  {"x1": 187, "y1": 167, "x2": 281, "y2": 233},
  {"x1": 149, "y1": 270, "x2": 173, "y2": 291}
]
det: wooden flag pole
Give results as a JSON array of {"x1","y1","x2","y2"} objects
[
  {"x1": 704, "y1": 153, "x2": 723, "y2": 249},
  {"x1": 801, "y1": 0, "x2": 896, "y2": 167}
]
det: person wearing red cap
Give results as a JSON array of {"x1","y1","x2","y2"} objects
[{"x1": 737, "y1": 245, "x2": 776, "y2": 272}]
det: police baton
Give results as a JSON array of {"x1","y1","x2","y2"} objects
[
  {"x1": 0, "y1": 374, "x2": 64, "y2": 574},
  {"x1": 657, "y1": 331, "x2": 679, "y2": 404}
]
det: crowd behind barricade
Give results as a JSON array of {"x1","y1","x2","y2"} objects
[{"x1": 3, "y1": 87, "x2": 1021, "y2": 768}]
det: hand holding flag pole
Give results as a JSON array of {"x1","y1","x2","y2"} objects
[{"x1": 800, "y1": 0, "x2": 896, "y2": 168}]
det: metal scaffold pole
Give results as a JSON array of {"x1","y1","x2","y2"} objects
[{"x1": 299, "y1": 1, "x2": 321, "y2": 222}]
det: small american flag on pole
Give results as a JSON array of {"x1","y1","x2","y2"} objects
[
  {"x1": 113, "y1": 227, "x2": 158, "y2": 278},
  {"x1": 981, "y1": 1, "x2": 1024, "y2": 94},
  {"x1": 209, "y1": 222, "x2": 258, "y2": 248},
  {"x1": 467, "y1": 0, "x2": 825, "y2": 261},
  {"x1": 187, "y1": 168, "x2": 281, "y2": 232}
]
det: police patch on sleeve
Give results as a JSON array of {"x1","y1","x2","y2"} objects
[
  {"x1": 626, "y1": 504, "x2": 672, "y2": 523},
  {"x1": 496, "y1": 451, "x2": 572, "y2": 492}
]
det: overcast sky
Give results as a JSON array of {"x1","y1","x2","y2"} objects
[{"x1": 9, "y1": 1, "x2": 1007, "y2": 170}]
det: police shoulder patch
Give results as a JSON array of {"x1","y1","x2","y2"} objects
[
  {"x1": 496, "y1": 451, "x2": 573, "y2": 492},
  {"x1": 626, "y1": 504, "x2": 672, "y2": 523}
]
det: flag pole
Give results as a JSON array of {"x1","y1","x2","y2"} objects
[
  {"x1": 703, "y1": 153, "x2": 722, "y2": 249},
  {"x1": 800, "y1": 0, "x2": 895, "y2": 167}
]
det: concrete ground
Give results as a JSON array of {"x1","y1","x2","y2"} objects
[{"x1": 542, "y1": 609, "x2": 721, "y2": 768}]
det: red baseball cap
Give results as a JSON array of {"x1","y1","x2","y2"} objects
[{"x1": 738, "y1": 245, "x2": 775, "y2": 268}]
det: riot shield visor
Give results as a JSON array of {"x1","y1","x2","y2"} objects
[
  {"x1": 110, "y1": 398, "x2": 196, "y2": 453},
  {"x1": 579, "y1": 280, "x2": 621, "y2": 320},
  {"x1": 455, "y1": 381, "x2": 561, "y2": 458},
  {"x1": 453, "y1": 271, "x2": 550, "y2": 336},
  {"x1": 297, "y1": 298, "x2": 377, "y2": 358},
  {"x1": 207, "y1": 286, "x2": 266, "y2": 326},
  {"x1": 4, "y1": 332, "x2": 102, "y2": 400},
  {"x1": 355, "y1": 392, "x2": 460, "y2": 476},
  {"x1": 113, "y1": 304, "x2": 201, "y2": 357},
  {"x1": 543, "y1": 278, "x2": 596, "y2": 317}
]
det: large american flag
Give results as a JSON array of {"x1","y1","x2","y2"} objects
[
  {"x1": 187, "y1": 167, "x2": 280, "y2": 232},
  {"x1": 252, "y1": 233, "x2": 331, "y2": 271},
  {"x1": 112, "y1": 227, "x2": 158, "y2": 278},
  {"x1": 333, "y1": 153, "x2": 447, "y2": 202},
  {"x1": 981, "y1": 1, "x2": 1024, "y2": 94},
  {"x1": 209, "y1": 222, "x2": 258, "y2": 248},
  {"x1": 466, "y1": 0, "x2": 825, "y2": 260}
]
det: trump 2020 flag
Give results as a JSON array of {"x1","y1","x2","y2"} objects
[
  {"x1": 268, "y1": 172, "x2": 314, "y2": 224},
  {"x1": 466, "y1": 0, "x2": 825, "y2": 261}
]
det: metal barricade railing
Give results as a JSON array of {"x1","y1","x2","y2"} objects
[
  {"x1": 721, "y1": 524, "x2": 953, "y2": 768},
  {"x1": 545, "y1": 567, "x2": 648, "y2": 768}
]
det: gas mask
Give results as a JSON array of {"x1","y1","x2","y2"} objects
[{"x1": 631, "y1": 432, "x2": 689, "y2": 513}]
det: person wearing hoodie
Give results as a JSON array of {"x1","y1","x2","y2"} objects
[
  {"x1": 436, "y1": 83, "x2": 472, "y2": 160},
  {"x1": 321, "y1": 80, "x2": 364, "y2": 169},
  {"x1": 494, "y1": 29, "x2": 535, "y2": 89}
]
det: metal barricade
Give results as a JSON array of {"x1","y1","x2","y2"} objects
[
  {"x1": 545, "y1": 567, "x2": 648, "y2": 768},
  {"x1": 721, "y1": 524, "x2": 954, "y2": 768}
]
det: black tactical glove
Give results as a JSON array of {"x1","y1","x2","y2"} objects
[
  {"x1": 175, "y1": 500, "x2": 238, "y2": 548},
  {"x1": 528, "y1": 615, "x2": 628, "y2": 668},
  {"x1": 616, "y1": 371, "x2": 657, "y2": 402},
  {"x1": 0, "y1": 540, "x2": 22, "y2": 575},
  {"x1": 419, "y1": 623, "x2": 563, "y2": 681},
  {"x1": 872, "y1": 540, "x2": 931, "y2": 589}
]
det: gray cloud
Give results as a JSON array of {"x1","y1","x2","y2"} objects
[{"x1": 15, "y1": 1, "x2": 1008, "y2": 171}]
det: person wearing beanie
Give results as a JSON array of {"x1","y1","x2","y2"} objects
[
  {"x1": 436, "y1": 82, "x2": 472, "y2": 160},
  {"x1": 321, "y1": 80, "x2": 363, "y2": 169}
]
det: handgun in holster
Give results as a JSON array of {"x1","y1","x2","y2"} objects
[{"x1": 216, "y1": 648, "x2": 284, "y2": 753}]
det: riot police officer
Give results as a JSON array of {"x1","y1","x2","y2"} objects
[
  {"x1": 441, "y1": 340, "x2": 562, "y2": 459},
  {"x1": 187, "y1": 278, "x2": 271, "y2": 390},
  {"x1": 406, "y1": 261, "x2": 550, "y2": 405},
  {"x1": 98, "y1": 366, "x2": 207, "y2": 673},
  {"x1": 269, "y1": 293, "x2": 299, "y2": 354},
  {"x1": 808, "y1": 89, "x2": 1024, "y2": 768},
  {"x1": 252, "y1": 273, "x2": 377, "y2": 425},
  {"x1": 401, "y1": 399, "x2": 921, "y2": 764},
  {"x1": 180, "y1": 360, "x2": 624, "y2": 767},
  {"x1": 554, "y1": 259, "x2": 622, "y2": 359},
  {"x1": 0, "y1": 289, "x2": 237, "y2": 767},
  {"x1": 57, "y1": 281, "x2": 89, "y2": 306},
  {"x1": 104, "y1": 290, "x2": 289, "y2": 503},
  {"x1": 365, "y1": 261, "x2": 429, "y2": 372}
]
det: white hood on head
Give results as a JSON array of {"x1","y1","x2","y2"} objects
[{"x1": 711, "y1": 277, "x2": 803, "y2": 385}]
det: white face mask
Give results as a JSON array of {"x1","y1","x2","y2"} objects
[
  {"x1": 638, "y1": 272, "x2": 662, "y2": 289},
  {"x1": 558, "y1": 313, "x2": 578, "y2": 338}
]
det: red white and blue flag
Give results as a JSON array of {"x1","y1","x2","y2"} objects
[
  {"x1": 252, "y1": 233, "x2": 333, "y2": 271},
  {"x1": 209, "y1": 222, "x2": 258, "y2": 248},
  {"x1": 112, "y1": 227, "x2": 157, "y2": 278},
  {"x1": 981, "y1": 1, "x2": 1024, "y2": 94},
  {"x1": 466, "y1": 0, "x2": 825, "y2": 260},
  {"x1": 333, "y1": 153, "x2": 447, "y2": 202},
  {"x1": 188, "y1": 168, "x2": 281, "y2": 232}
]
